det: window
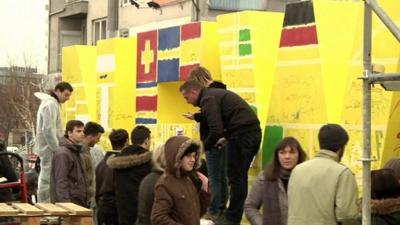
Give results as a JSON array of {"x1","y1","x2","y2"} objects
[
  {"x1": 93, "y1": 18, "x2": 107, "y2": 45},
  {"x1": 208, "y1": 0, "x2": 265, "y2": 11}
]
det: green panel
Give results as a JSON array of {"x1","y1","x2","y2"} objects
[
  {"x1": 262, "y1": 125, "x2": 284, "y2": 168},
  {"x1": 239, "y1": 29, "x2": 251, "y2": 41},
  {"x1": 239, "y1": 44, "x2": 252, "y2": 56}
]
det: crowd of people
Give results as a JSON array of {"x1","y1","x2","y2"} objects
[{"x1": 1, "y1": 67, "x2": 400, "y2": 225}]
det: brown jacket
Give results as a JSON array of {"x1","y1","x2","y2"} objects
[
  {"x1": 151, "y1": 136, "x2": 210, "y2": 225},
  {"x1": 50, "y1": 137, "x2": 87, "y2": 207},
  {"x1": 80, "y1": 143, "x2": 96, "y2": 205}
]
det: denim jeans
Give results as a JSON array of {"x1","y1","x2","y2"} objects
[
  {"x1": 224, "y1": 129, "x2": 261, "y2": 223},
  {"x1": 205, "y1": 145, "x2": 228, "y2": 215}
]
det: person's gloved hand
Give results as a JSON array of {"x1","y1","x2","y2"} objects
[{"x1": 215, "y1": 138, "x2": 228, "y2": 150}]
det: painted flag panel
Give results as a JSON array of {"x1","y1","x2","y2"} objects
[
  {"x1": 279, "y1": 1, "x2": 318, "y2": 48},
  {"x1": 136, "y1": 95, "x2": 158, "y2": 112},
  {"x1": 180, "y1": 22, "x2": 202, "y2": 80},
  {"x1": 158, "y1": 26, "x2": 180, "y2": 82},
  {"x1": 137, "y1": 30, "x2": 158, "y2": 85},
  {"x1": 136, "y1": 94, "x2": 158, "y2": 124},
  {"x1": 136, "y1": 117, "x2": 157, "y2": 124},
  {"x1": 280, "y1": 26, "x2": 318, "y2": 47},
  {"x1": 136, "y1": 30, "x2": 158, "y2": 124}
]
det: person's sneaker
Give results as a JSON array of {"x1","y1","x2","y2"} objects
[{"x1": 203, "y1": 212, "x2": 220, "y2": 221}]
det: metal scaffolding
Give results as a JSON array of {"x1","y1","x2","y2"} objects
[{"x1": 362, "y1": 1, "x2": 400, "y2": 225}]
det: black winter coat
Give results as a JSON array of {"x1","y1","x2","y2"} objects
[
  {"x1": 107, "y1": 145, "x2": 152, "y2": 225},
  {"x1": 0, "y1": 149, "x2": 18, "y2": 202},
  {"x1": 196, "y1": 87, "x2": 260, "y2": 150},
  {"x1": 95, "y1": 151, "x2": 118, "y2": 212},
  {"x1": 194, "y1": 81, "x2": 226, "y2": 146}
]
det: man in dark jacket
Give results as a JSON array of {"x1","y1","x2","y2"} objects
[
  {"x1": 50, "y1": 120, "x2": 87, "y2": 207},
  {"x1": 81, "y1": 121, "x2": 105, "y2": 205},
  {"x1": 107, "y1": 126, "x2": 152, "y2": 225},
  {"x1": 180, "y1": 80, "x2": 262, "y2": 225},
  {"x1": 183, "y1": 67, "x2": 228, "y2": 221},
  {"x1": 96, "y1": 129, "x2": 129, "y2": 225},
  {"x1": 0, "y1": 140, "x2": 19, "y2": 203},
  {"x1": 80, "y1": 121, "x2": 105, "y2": 225}
]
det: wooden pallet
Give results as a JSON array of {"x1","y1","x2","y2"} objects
[{"x1": 0, "y1": 202, "x2": 92, "y2": 225}]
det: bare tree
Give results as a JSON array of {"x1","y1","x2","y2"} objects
[{"x1": 0, "y1": 57, "x2": 43, "y2": 152}]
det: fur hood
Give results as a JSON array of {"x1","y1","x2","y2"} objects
[
  {"x1": 371, "y1": 197, "x2": 400, "y2": 215},
  {"x1": 107, "y1": 145, "x2": 152, "y2": 169},
  {"x1": 164, "y1": 136, "x2": 202, "y2": 178}
]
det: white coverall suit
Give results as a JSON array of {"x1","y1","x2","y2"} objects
[{"x1": 34, "y1": 92, "x2": 64, "y2": 203}]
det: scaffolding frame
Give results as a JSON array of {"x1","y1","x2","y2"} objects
[{"x1": 362, "y1": 1, "x2": 400, "y2": 225}]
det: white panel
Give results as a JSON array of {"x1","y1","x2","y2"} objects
[
  {"x1": 100, "y1": 85, "x2": 109, "y2": 130},
  {"x1": 97, "y1": 54, "x2": 116, "y2": 73}
]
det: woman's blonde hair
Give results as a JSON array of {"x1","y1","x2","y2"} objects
[
  {"x1": 152, "y1": 144, "x2": 166, "y2": 171},
  {"x1": 187, "y1": 66, "x2": 213, "y2": 87}
]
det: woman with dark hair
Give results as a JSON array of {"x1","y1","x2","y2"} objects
[
  {"x1": 361, "y1": 169, "x2": 400, "y2": 225},
  {"x1": 244, "y1": 137, "x2": 307, "y2": 225}
]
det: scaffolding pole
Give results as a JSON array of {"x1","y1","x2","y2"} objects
[
  {"x1": 362, "y1": 1, "x2": 372, "y2": 225},
  {"x1": 366, "y1": 0, "x2": 400, "y2": 42},
  {"x1": 367, "y1": 73, "x2": 400, "y2": 82},
  {"x1": 362, "y1": 1, "x2": 400, "y2": 225}
]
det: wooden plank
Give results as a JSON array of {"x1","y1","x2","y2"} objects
[
  {"x1": 0, "y1": 203, "x2": 20, "y2": 216},
  {"x1": 11, "y1": 203, "x2": 44, "y2": 215},
  {"x1": 35, "y1": 203, "x2": 70, "y2": 215},
  {"x1": 56, "y1": 203, "x2": 92, "y2": 216},
  {"x1": 65, "y1": 217, "x2": 92, "y2": 225},
  {"x1": 20, "y1": 217, "x2": 40, "y2": 225}
]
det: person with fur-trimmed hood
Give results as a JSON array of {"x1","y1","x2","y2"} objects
[
  {"x1": 151, "y1": 135, "x2": 210, "y2": 225},
  {"x1": 107, "y1": 125, "x2": 152, "y2": 225},
  {"x1": 357, "y1": 169, "x2": 400, "y2": 225}
]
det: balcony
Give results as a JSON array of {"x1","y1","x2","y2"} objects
[{"x1": 62, "y1": 0, "x2": 88, "y2": 19}]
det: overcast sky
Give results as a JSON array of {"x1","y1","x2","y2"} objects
[{"x1": 0, "y1": 0, "x2": 48, "y2": 74}]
